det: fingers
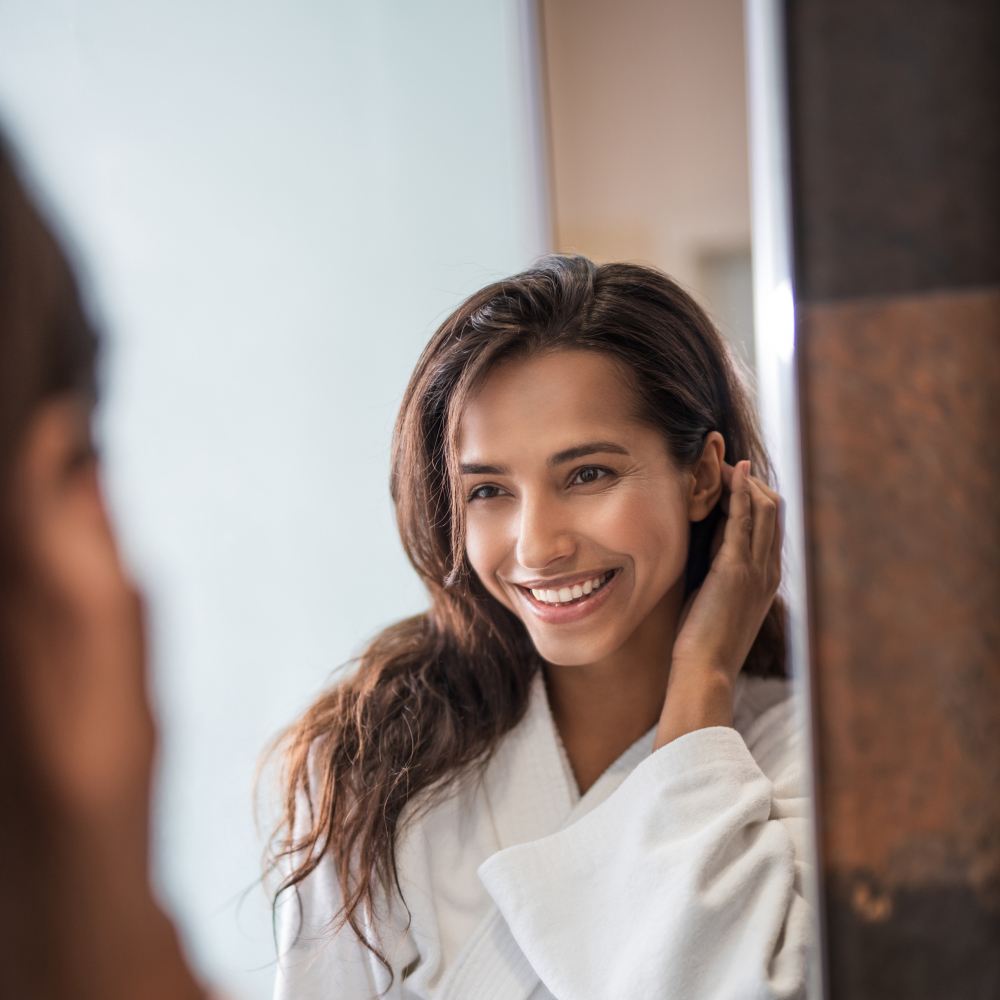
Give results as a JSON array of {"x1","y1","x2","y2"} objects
[
  {"x1": 738, "y1": 469, "x2": 783, "y2": 588},
  {"x1": 720, "y1": 459, "x2": 780, "y2": 500},
  {"x1": 748, "y1": 475, "x2": 778, "y2": 567},
  {"x1": 769, "y1": 491, "x2": 785, "y2": 582},
  {"x1": 718, "y1": 460, "x2": 784, "y2": 592},
  {"x1": 722, "y1": 460, "x2": 753, "y2": 556},
  {"x1": 751, "y1": 475, "x2": 782, "y2": 509},
  {"x1": 718, "y1": 461, "x2": 733, "y2": 514},
  {"x1": 719, "y1": 459, "x2": 778, "y2": 515}
]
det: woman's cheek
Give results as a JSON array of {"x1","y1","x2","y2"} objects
[
  {"x1": 613, "y1": 494, "x2": 689, "y2": 585},
  {"x1": 590, "y1": 486, "x2": 679, "y2": 551},
  {"x1": 464, "y1": 517, "x2": 491, "y2": 579},
  {"x1": 585, "y1": 487, "x2": 643, "y2": 538},
  {"x1": 464, "y1": 512, "x2": 511, "y2": 602}
]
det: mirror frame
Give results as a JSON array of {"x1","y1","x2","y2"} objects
[{"x1": 745, "y1": 1, "x2": 826, "y2": 996}]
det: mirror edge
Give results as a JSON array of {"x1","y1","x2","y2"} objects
[{"x1": 744, "y1": 2, "x2": 827, "y2": 998}]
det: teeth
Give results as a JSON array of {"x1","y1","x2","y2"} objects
[{"x1": 529, "y1": 573, "x2": 611, "y2": 606}]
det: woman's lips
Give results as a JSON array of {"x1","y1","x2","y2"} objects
[{"x1": 514, "y1": 569, "x2": 621, "y2": 624}]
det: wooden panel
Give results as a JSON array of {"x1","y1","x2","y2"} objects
[
  {"x1": 800, "y1": 288, "x2": 1000, "y2": 997},
  {"x1": 786, "y1": 0, "x2": 1000, "y2": 301}
]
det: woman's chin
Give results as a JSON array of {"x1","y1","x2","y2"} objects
[{"x1": 529, "y1": 630, "x2": 623, "y2": 669}]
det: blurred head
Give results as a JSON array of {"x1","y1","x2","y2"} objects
[
  {"x1": 0, "y1": 137, "x2": 147, "y2": 999},
  {"x1": 0, "y1": 142, "x2": 97, "y2": 497}
]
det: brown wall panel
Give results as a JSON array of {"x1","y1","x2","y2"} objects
[
  {"x1": 800, "y1": 288, "x2": 1000, "y2": 997},
  {"x1": 786, "y1": 0, "x2": 1000, "y2": 301}
]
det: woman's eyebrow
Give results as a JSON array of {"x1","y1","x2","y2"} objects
[
  {"x1": 459, "y1": 443, "x2": 629, "y2": 475},
  {"x1": 460, "y1": 461, "x2": 509, "y2": 475},
  {"x1": 548, "y1": 441, "x2": 630, "y2": 466}
]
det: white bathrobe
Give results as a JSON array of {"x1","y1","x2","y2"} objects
[{"x1": 273, "y1": 673, "x2": 811, "y2": 1000}]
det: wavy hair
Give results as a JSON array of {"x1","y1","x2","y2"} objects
[{"x1": 268, "y1": 255, "x2": 786, "y2": 971}]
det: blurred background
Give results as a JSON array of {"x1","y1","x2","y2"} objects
[
  {"x1": 543, "y1": 0, "x2": 756, "y2": 375},
  {"x1": 0, "y1": 1, "x2": 757, "y2": 996}
]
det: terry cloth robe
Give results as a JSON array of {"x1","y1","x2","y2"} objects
[{"x1": 273, "y1": 672, "x2": 811, "y2": 1000}]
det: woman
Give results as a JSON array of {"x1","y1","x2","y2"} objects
[
  {"x1": 0, "y1": 139, "x2": 206, "y2": 999},
  {"x1": 270, "y1": 258, "x2": 810, "y2": 999}
]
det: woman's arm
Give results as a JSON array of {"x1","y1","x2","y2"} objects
[
  {"x1": 272, "y1": 785, "x2": 408, "y2": 1000},
  {"x1": 272, "y1": 866, "x2": 389, "y2": 1000}
]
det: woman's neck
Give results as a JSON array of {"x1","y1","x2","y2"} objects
[{"x1": 543, "y1": 581, "x2": 685, "y2": 794}]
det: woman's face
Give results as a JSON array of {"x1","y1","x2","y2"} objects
[{"x1": 459, "y1": 349, "x2": 703, "y2": 668}]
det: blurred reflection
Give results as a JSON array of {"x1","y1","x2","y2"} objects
[{"x1": 542, "y1": 0, "x2": 756, "y2": 374}]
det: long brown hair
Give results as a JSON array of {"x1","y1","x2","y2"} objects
[
  {"x1": 269, "y1": 255, "x2": 785, "y2": 967},
  {"x1": 0, "y1": 138, "x2": 99, "y2": 997}
]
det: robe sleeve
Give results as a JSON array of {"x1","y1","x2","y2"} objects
[
  {"x1": 477, "y1": 696, "x2": 811, "y2": 1000},
  {"x1": 271, "y1": 788, "x2": 416, "y2": 1000},
  {"x1": 271, "y1": 853, "x2": 387, "y2": 1000}
]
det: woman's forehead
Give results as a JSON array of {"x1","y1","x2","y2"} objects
[
  {"x1": 456, "y1": 351, "x2": 658, "y2": 465},
  {"x1": 463, "y1": 350, "x2": 634, "y2": 422}
]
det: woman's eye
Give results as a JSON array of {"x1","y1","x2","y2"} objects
[
  {"x1": 469, "y1": 484, "x2": 504, "y2": 501},
  {"x1": 572, "y1": 466, "x2": 609, "y2": 485}
]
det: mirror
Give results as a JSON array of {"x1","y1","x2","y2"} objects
[
  {"x1": 0, "y1": 1, "x2": 821, "y2": 997},
  {"x1": 541, "y1": 0, "x2": 758, "y2": 378}
]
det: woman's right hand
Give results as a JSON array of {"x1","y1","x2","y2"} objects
[{"x1": 654, "y1": 459, "x2": 783, "y2": 749}]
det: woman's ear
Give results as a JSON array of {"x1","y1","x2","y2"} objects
[{"x1": 688, "y1": 431, "x2": 725, "y2": 522}]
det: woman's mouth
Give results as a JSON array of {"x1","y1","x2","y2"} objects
[
  {"x1": 515, "y1": 569, "x2": 620, "y2": 624},
  {"x1": 526, "y1": 571, "x2": 614, "y2": 606}
]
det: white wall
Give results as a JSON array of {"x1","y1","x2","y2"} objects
[
  {"x1": 0, "y1": 2, "x2": 543, "y2": 996},
  {"x1": 541, "y1": 0, "x2": 755, "y2": 371}
]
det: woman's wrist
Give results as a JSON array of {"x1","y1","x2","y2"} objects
[{"x1": 653, "y1": 662, "x2": 735, "y2": 750}]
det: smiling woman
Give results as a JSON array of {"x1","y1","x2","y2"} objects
[
  {"x1": 459, "y1": 352, "x2": 706, "y2": 656},
  {"x1": 458, "y1": 349, "x2": 768, "y2": 792},
  {"x1": 270, "y1": 255, "x2": 807, "y2": 1000}
]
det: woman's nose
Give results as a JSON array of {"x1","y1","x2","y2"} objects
[{"x1": 515, "y1": 495, "x2": 575, "y2": 570}]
